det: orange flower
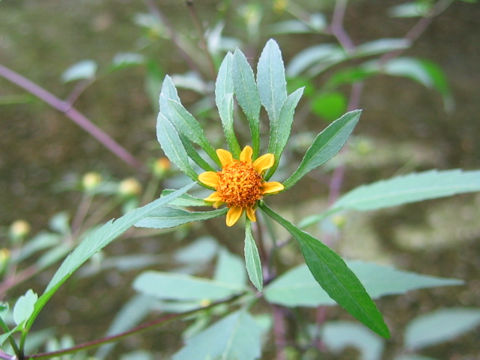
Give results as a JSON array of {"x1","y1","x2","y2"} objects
[{"x1": 198, "y1": 146, "x2": 284, "y2": 227}]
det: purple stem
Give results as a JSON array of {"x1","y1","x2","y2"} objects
[{"x1": 0, "y1": 64, "x2": 142, "y2": 170}]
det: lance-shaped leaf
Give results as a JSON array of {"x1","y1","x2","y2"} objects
[
  {"x1": 133, "y1": 272, "x2": 246, "y2": 301},
  {"x1": 404, "y1": 308, "x2": 480, "y2": 350},
  {"x1": 264, "y1": 261, "x2": 462, "y2": 307},
  {"x1": 331, "y1": 169, "x2": 480, "y2": 212},
  {"x1": 216, "y1": 53, "x2": 241, "y2": 157},
  {"x1": 283, "y1": 110, "x2": 361, "y2": 188},
  {"x1": 214, "y1": 248, "x2": 247, "y2": 287},
  {"x1": 135, "y1": 207, "x2": 227, "y2": 229},
  {"x1": 161, "y1": 190, "x2": 210, "y2": 207},
  {"x1": 157, "y1": 113, "x2": 197, "y2": 180},
  {"x1": 257, "y1": 39, "x2": 287, "y2": 124},
  {"x1": 180, "y1": 134, "x2": 215, "y2": 171},
  {"x1": 23, "y1": 183, "x2": 195, "y2": 336},
  {"x1": 173, "y1": 310, "x2": 263, "y2": 360},
  {"x1": 266, "y1": 87, "x2": 304, "y2": 179},
  {"x1": 244, "y1": 221, "x2": 263, "y2": 291},
  {"x1": 260, "y1": 204, "x2": 390, "y2": 338},
  {"x1": 233, "y1": 48, "x2": 261, "y2": 155}
]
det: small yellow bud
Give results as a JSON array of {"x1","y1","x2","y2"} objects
[
  {"x1": 152, "y1": 157, "x2": 171, "y2": 177},
  {"x1": 9, "y1": 220, "x2": 30, "y2": 240},
  {"x1": 118, "y1": 178, "x2": 142, "y2": 197},
  {"x1": 332, "y1": 215, "x2": 346, "y2": 229},
  {"x1": 0, "y1": 248, "x2": 10, "y2": 274},
  {"x1": 273, "y1": 0, "x2": 288, "y2": 13},
  {"x1": 199, "y1": 299, "x2": 211, "y2": 307},
  {"x1": 82, "y1": 172, "x2": 103, "y2": 191}
]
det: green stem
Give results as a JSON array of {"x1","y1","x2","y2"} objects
[{"x1": 0, "y1": 318, "x2": 21, "y2": 359}]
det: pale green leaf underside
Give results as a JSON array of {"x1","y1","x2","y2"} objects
[
  {"x1": 283, "y1": 110, "x2": 361, "y2": 188},
  {"x1": 264, "y1": 261, "x2": 462, "y2": 307},
  {"x1": 13, "y1": 289, "x2": 38, "y2": 326},
  {"x1": 133, "y1": 271, "x2": 246, "y2": 302},
  {"x1": 173, "y1": 310, "x2": 263, "y2": 360},
  {"x1": 214, "y1": 248, "x2": 247, "y2": 287},
  {"x1": 331, "y1": 169, "x2": 480, "y2": 212},
  {"x1": 404, "y1": 308, "x2": 480, "y2": 350},
  {"x1": 244, "y1": 221, "x2": 263, "y2": 291},
  {"x1": 135, "y1": 207, "x2": 227, "y2": 229}
]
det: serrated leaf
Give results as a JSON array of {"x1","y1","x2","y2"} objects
[
  {"x1": 404, "y1": 308, "x2": 480, "y2": 350},
  {"x1": 283, "y1": 110, "x2": 361, "y2": 188},
  {"x1": 257, "y1": 39, "x2": 287, "y2": 125},
  {"x1": 133, "y1": 271, "x2": 245, "y2": 301},
  {"x1": 61, "y1": 60, "x2": 97, "y2": 83},
  {"x1": 157, "y1": 113, "x2": 197, "y2": 180},
  {"x1": 13, "y1": 289, "x2": 38, "y2": 326},
  {"x1": 173, "y1": 310, "x2": 263, "y2": 360},
  {"x1": 264, "y1": 261, "x2": 462, "y2": 307},
  {"x1": 322, "y1": 321, "x2": 384, "y2": 360},
  {"x1": 216, "y1": 53, "x2": 241, "y2": 157},
  {"x1": 244, "y1": 221, "x2": 263, "y2": 291},
  {"x1": 331, "y1": 169, "x2": 480, "y2": 212},
  {"x1": 266, "y1": 87, "x2": 304, "y2": 179},
  {"x1": 260, "y1": 204, "x2": 389, "y2": 338},
  {"x1": 214, "y1": 248, "x2": 246, "y2": 286},
  {"x1": 233, "y1": 48, "x2": 261, "y2": 155},
  {"x1": 24, "y1": 183, "x2": 194, "y2": 334},
  {"x1": 135, "y1": 207, "x2": 227, "y2": 229}
]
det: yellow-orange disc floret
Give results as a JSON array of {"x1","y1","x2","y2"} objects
[{"x1": 198, "y1": 146, "x2": 285, "y2": 227}]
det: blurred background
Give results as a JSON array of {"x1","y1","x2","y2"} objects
[{"x1": 1, "y1": 0, "x2": 479, "y2": 359}]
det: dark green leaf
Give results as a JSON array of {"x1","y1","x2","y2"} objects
[
  {"x1": 244, "y1": 221, "x2": 263, "y2": 291},
  {"x1": 310, "y1": 92, "x2": 347, "y2": 122}
]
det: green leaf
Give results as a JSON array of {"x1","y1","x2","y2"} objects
[
  {"x1": 173, "y1": 310, "x2": 263, "y2": 360},
  {"x1": 24, "y1": 183, "x2": 195, "y2": 336},
  {"x1": 133, "y1": 272, "x2": 245, "y2": 302},
  {"x1": 161, "y1": 190, "x2": 210, "y2": 207},
  {"x1": 216, "y1": 53, "x2": 241, "y2": 157},
  {"x1": 232, "y1": 48, "x2": 261, "y2": 155},
  {"x1": 61, "y1": 60, "x2": 97, "y2": 83},
  {"x1": 176, "y1": 236, "x2": 218, "y2": 265},
  {"x1": 135, "y1": 207, "x2": 227, "y2": 229},
  {"x1": 257, "y1": 39, "x2": 287, "y2": 125},
  {"x1": 180, "y1": 134, "x2": 216, "y2": 171},
  {"x1": 354, "y1": 39, "x2": 410, "y2": 57},
  {"x1": 167, "y1": 99, "x2": 219, "y2": 165},
  {"x1": 157, "y1": 113, "x2": 197, "y2": 180},
  {"x1": 310, "y1": 91, "x2": 347, "y2": 122},
  {"x1": 287, "y1": 44, "x2": 344, "y2": 77},
  {"x1": 395, "y1": 356, "x2": 438, "y2": 360},
  {"x1": 214, "y1": 248, "x2": 247, "y2": 287},
  {"x1": 322, "y1": 321, "x2": 384, "y2": 360},
  {"x1": 266, "y1": 87, "x2": 304, "y2": 179},
  {"x1": 331, "y1": 169, "x2": 480, "y2": 212},
  {"x1": 388, "y1": 2, "x2": 432, "y2": 18},
  {"x1": 244, "y1": 221, "x2": 263, "y2": 291},
  {"x1": 283, "y1": 110, "x2": 361, "y2": 188},
  {"x1": 111, "y1": 52, "x2": 145, "y2": 70},
  {"x1": 404, "y1": 308, "x2": 480, "y2": 350},
  {"x1": 260, "y1": 204, "x2": 389, "y2": 338},
  {"x1": 13, "y1": 290, "x2": 38, "y2": 327},
  {"x1": 264, "y1": 261, "x2": 462, "y2": 307}
]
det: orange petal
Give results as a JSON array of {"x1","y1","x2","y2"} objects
[
  {"x1": 253, "y1": 153, "x2": 275, "y2": 174},
  {"x1": 198, "y1": 171, "x2": 219, "y2": 188},
  {"x1": 262, "y1": 181, "x2": 284, "y2": 195},
  {"x1": 246, "y1": 207, "x2": 257, "y2": 222},
  {"x1": 240, "y1": 145, "x2": 253, "y2": 164},
  {"x1": 216, "y1": 149, "x2": 234, "y2": 167},
  {"x1": 204, "y1": 192, "x2": 222, "y2": 203},
  {"x1": 226, "y1": 207, "x2": 243, "y2": 227}
]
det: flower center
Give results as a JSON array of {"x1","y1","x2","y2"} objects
[{"x1": 217, "y1": 160, "x2": 263, "y2": 208}]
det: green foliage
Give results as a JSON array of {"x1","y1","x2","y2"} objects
[
  {"x1": 135, "y1": 207, "x2": 227, "y2": 229},
  {"x1": 173, "y1": 310, "x2": 264, "y2": 360},
  {"x1": 13, "y1": 290, "x2": 37, "y2": 328},
  {"x1": 61, "y1": 60, "x2": 97, "y2": 83},
  {"x1": 244, "y1": 221, "x2": 263, "y2": 291}
]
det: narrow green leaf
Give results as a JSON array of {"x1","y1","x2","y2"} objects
[
  {"x1": 214, "y1": 248, "x2": 247, "y2": 287},
  {"x1": 220, "y1": 93, "x2": 241, "y2": 157},
  {"x1": 322, "y1": 321, "x2": 384, "y2": 360},
  {"x1": 133, "y1": 272, "x2": 245, "y2": 301},
  {"x1": 354, "y1": 39, "x2": 410, "y2": 58},
  {"x1": 331, "y1": 169, "x2": 480, "y2": 212},
  {"x1": 13, "y1": 290, "x2": 38, "y2": 327},
  {"x1": 24, "y1": 183, "x2": 195, "y2": 336},
  {"x1": 264, "y1": 261, "x2": 462, "y2": 307},
  {"x1": 244, "y1": 221, "x2": 263, "y2": 291},
  {"x1": 257, "y1": 39, "x2": 287, "y2": 125},
  {"x1": 167, "y1": 99, "x2": 219, "y2": 165},
  {"x1": 173, "y1": 310, "x2": 263, "y2": 360},
  {"x1": 388, "y1": 2, "x2": 431, "y2": 18},
  {"x1": 283, "y1": 110, "x2": 361, "y2": 188},
  {"x1": 287, "y1": 44, "x2": 344, "y2": 77},
  {"x1": 266, "y1": 87, "x2": 304, "y2": 179},
  {"x1": 159, "y1": 75, "x2": 181, "y2": 113},
  {"x1": 61, "y1": 60, "x2": 97, "y2": 83},
  {"x1": 161, "y1": 190, "x2": 209, "y2": 207},
  {"x1": 180, "y1": 134, "x2": 215, "y2": 172},
  {"x1": 260, "y1": 204, "x2": 390, "y2": 338},
  {"x1": 157, "y1": 113, "x2": 197, "y2": 180},
  {"x1": 405, "y1": 308, "x2": 480, "y2": 350},
  {"x1": 135, "y1": 207, "x2": 227, "y2": 229},
  {"x1": 232, "y1": 48, "x2": 261, "y2": 155}
]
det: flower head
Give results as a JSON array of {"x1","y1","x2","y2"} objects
[{"x1": 198, "y1": 146, "x2": 284, "y2": 227}]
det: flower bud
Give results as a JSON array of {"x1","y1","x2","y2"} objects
[
  {"x1": 9, "y1": 220, "x2": 30, "y2": 242},
  {"x1": 332, "y1": 215, "x2": 346, "y2": 229},
  {"x1": 0, "y1": 248, "x2": 10, "y2": 275},
  {"x1": 118, "y1": 178, "x2": 142, "y2": 197},
  {"x1": 82, "y1": 172, "x2": 103, "y2": 191},
  {"x1": 152, "y1": 157, "x2": 171, "y2": 178}
]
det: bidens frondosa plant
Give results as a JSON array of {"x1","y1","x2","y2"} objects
[
  {"x1": 199, "y1": 146, "x2": 284, "y2": 226},
  {"x1": 155, "y1": 39, "x2": 391, "y2": 338}
]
